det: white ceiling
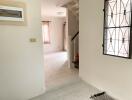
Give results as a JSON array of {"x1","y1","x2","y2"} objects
[{"x1": 41, "y1": 0, "x2": 72, "y2": 17}]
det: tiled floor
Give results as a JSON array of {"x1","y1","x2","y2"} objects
[
  {"x1": 44, "y1": 52, "x2": 79, "y2": 91},
  {"x1": 30, "y1": 52, "x2": 100, "y2": 100},
  {"x1": 30, "y1": 80, "x2": 100, "y2": 100}
]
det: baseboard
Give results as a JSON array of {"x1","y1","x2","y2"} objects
[{"x1": 28, "y1": 88, "x2": 46, "y2": 100}]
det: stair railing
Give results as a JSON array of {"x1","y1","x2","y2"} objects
[
  {"x1": 71, "y1": 32, "x2": 79, "y2": 68},
  {"x1": 71, "y1": 32, "x2": 79, "y2": 41}
]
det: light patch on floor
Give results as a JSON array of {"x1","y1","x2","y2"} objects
[
  {"x1": 30, "y1": 81, "x2": 100, "y2": 100},
  {"x1": 44, "y1": 52, "x2": 79, "y2": 91}
]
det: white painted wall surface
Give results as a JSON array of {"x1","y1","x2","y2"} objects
[
  {"x1": 0, "y1": 0, "x2": 45, "y2": 100},
  {"x1": 43, "y1": 17, "x2": 65, "y2": 54},
  {"x1": 68, "y1": 10, "x2": 79, "y2": 37},
  {"x1": 79, "y1": 0, "x2": 132, "y2": 100}
]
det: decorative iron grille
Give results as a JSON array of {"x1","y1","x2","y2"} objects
[{"x1": 103, "y1": 0, "x2": 132, "y2": 58}]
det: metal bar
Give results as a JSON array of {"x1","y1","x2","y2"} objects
[
  {"x1": 103, "y1": 53, "x2": 130, "y2": 59},
  {"x1": 129, "y1": 0, "x2": 132, "y2": 58},
  {"x1": 114, "y1": 0, "x2": 117, "y2": 55},
  {"x1": 104, "y1": 26, "x2": 131, "y2": 29},
  {"x1": 71, "y1": 32, "x2": 79, "y2": 41},
  {"x1": 103, "y1": 0, "x2": 107, "y2": 55}
]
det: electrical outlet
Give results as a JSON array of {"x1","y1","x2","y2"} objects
[{"x1": 30, "y1": 38, "x2": 37, "y2": 43}]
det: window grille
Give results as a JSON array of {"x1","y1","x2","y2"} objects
[{"x1": 103, "y1": 0, "x2": 132, "y2": 58}]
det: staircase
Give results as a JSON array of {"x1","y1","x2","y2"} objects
[{"x1": 71, "y1": 32, "x2": 79, "y2": 69}]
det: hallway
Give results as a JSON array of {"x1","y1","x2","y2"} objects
[{"x1": 44, "y1": 52, "x2": 79, "y2": 91}]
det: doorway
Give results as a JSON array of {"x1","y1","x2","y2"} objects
[{"x1": 41, "y1": 0, "x2": 79, "y2": 91}]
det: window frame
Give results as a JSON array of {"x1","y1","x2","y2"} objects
[{"x1": 103, "y1": 0, "x2": 132, "y2": 59}]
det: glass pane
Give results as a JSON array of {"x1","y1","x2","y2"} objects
[
  {"x1": 0, "y1": 9, "x2": 22, "y2": 18},
  {"x1": 120, "y1": 0, "x2": 130, "y2": 13},
  {"x1": 118, "y1": 40, "x2": 129, "y2": 57},
  {"x1": 120, "y1": 12, "x2": 131, "y2": 26},
  {"x1": 107, "y1": 0, "x2": 117, "y2": 15},
  {"x1": 105, "y1": 28, "x2": 116, "y2": 55},
  {"x1": 42, "y1": 23, "x2": 50, "y2": 43}
]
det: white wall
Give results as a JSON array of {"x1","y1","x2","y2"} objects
[
  {"x1": 80, "y1": 0, "x2": 132, "y2": 100},
  {"x1": 43, "y1": 17, "x2": 65, "y2": 54},
  {"x1": 0, "y1": 0, "x2": 45, "y2": 100},
  {"x1": 68, "y1": 10, "x2": 79, "y2": 37}
]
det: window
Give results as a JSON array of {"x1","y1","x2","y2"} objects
[
  {"x1": 103, "y1": 0, "x2": 132, "y2": 58},
  {"x1": 0, "y1": 5, "x2": 24, "y2": 21},
  {"x1": 42, "y1": 21, "x2": 50, "y2": 44}
]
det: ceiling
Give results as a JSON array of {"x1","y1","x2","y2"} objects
[
  {"x1": 64, "y1": 0, "x2": 79, "y2": 16},
  {"x1": 41, "y1": 0, "x2": 72, "y2": 17}
]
